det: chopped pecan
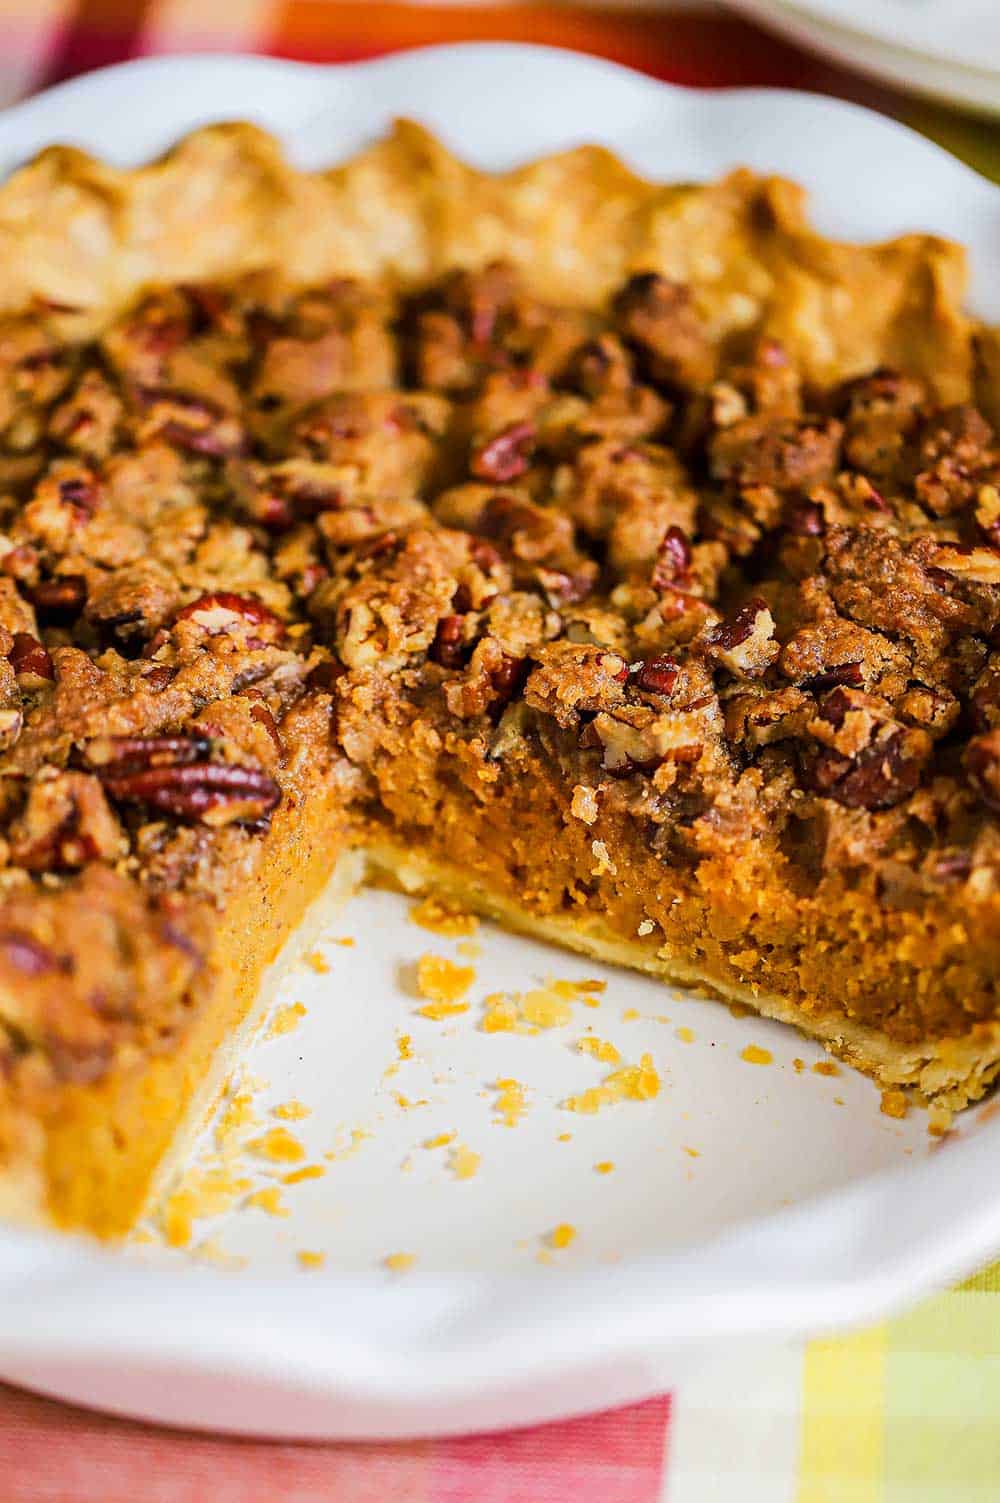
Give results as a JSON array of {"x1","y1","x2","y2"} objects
[
  {"x1": 10, "y1": 769, "x2": 123, "y2": 871},
  {"x1": 430, "y1": 614, "x2": 467, "y2": 669},
  {"x1": 650, "y1": 526, "x2": 692, "y2": 591},
  {"x1": 471, "y1": 421, "x2": 537, "y2": 483},
  {"x1": 306, "y1": 658, "x2": 346, "y2": 694},
  {"x1": 28, "y1": 574, "x2": 86, "y2": 622},
  {"x1": 0, "y1": 929, "x2": 66, "y2": 976},
  {"x1": 966, "y1": 730, "x2": 1000, "y2": 813},
  {"x1": 612, "y1": 274, "x2": 713, "y2": 390},
  {"x1": 633, "y1": 656, "x2": 679, "y2": 696},
  {"x1": 85, "y1": 559, "x2": 180, "y2": 649},
  {"x1": 8, "y1": 632, "x2": 53, "y2": 689},
  {"x1": 921, "y1": 541, "x2": 1000, "y2": 587},
  {"x1": 137, "y1": 387, "x2": 245, "y2": 457},
  {"x1": 706, "y1": 598, "x2": 779, "y2": 679},
  {"x1": 804, "y1": 688, "x2": 930, "y2": 810}
]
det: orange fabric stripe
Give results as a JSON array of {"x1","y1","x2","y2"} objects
[{"x1": 269, "y1": 3, "x2": 828, "y2": 87}]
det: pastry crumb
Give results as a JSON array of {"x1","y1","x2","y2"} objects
[
  {"x1": 812, "y1": 1060, "x2": 840, "y2": 1077},
  {"x1": 548, "y1": 1223, "x2": 577, "y2": 1250},
  {"x1": 594, "y1": 1160, "x2": 615, "y2": 1174},
  {"x1": 324, "y1": 1127, "x2": 371, "y2": 1161},
  {"x1": 272, "y1": 1099, "x2": 310, "y2": 1121},
  {"x1": 282, "y1": 1164, "x2": 325, "y2": 1185},
  {"x1": 880, "y1": 1089, "x2": 908, "y2": 1119},
  {"x1": 577, "y1": 1036, "x2": 621, "y2": 1064},
  {"x1": 384, "y1": 1251, "x2": 416, "y2": 1273},
  {"x1": 675, "y1": 1026, "x2": 695, "y2": 1043},
  {"x1": 563, "y1": 1052, "x2": 660, "y2": 1113},
  {"x1": 244, "y1": 1186, "x2": 290, "y2": 1218},
  {"x1": 416, "y1": 953, "x2": 475, "y2": 1006},
  {"x1": 304, "y1": 951, "x2": 330, "y2": 975},
  {"x1": 448, "y1": 1144, "x2": 481, "y2": 1180},
  {"x1": 493, "y1": 1077, "x2": 528, "y2": 1127},
  {"x1": 410, "y1": 895, "x2": 479, "y2": 937},
  {"x1": 247, "y1": 1127, "x2": 306, "y2": 1164},
  {"x1": 740, "y1": 1044, "x2": 772, "y2": 1066},
  {"x1": 423, "y1": 1131, "x2": 457, "y2": 1149},
  {"x1": 297, "y1": 1250, "x2": 326, "y2": 1270},
  {"x1": 267, "y1": 1001, "x2": 307, "y2": 1039}
]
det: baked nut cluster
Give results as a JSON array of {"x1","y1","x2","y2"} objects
[{"x1": 0, "y1": 258, "x2": 999, "y2": 1089}]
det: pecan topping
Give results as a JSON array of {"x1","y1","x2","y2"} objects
[
  {"x1": 471, "y1": 421, "x2": 537, "y2": 483},
  {"x1": 8, "y1": 632, "x2": 53, "y2": 688},
  {"x1": 706, "y1": 598, "x2": 779, "y2": 679},
  {"x1": 10, "y1": 770, "x2": 123, "y2": 871},
  {"x1": 634, "y1": 656, "x2": 679, "y2": 696},
  {"x1": 306, "y1": 658, "x2": 346, "y2": 693},
  {"x1": 430, "y1": 614, "x2": 467, "y2": 669},
  {"x1": 28, "y1": 574, "x2": 86, "y2": 621},
  {"x1": 805, "y1": 689, "x2": 930, "y2": 810},
  {"x1": 88, "y1": 735, "x2": 281, "y2": 828},
  {"x1": 175, "y1": 592, "x2": 285, "y2": 643},
  {"x1": 966, "y1": 731, "x2": 1000, "y2": 813},
  {"x1": 0, "y1": 929, "x2": 66, "y2": 976},
  {"x1": 650, "y1": 526, "x2": 692, "y2": 590}
]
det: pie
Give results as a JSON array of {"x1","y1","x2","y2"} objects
[{"x1": 0, "y1": 119, "x2": 998, "y2": 1239}]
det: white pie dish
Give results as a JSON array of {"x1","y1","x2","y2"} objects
[{"x1": 0, "y1": 43, "x2": 998, "y2": 1441}]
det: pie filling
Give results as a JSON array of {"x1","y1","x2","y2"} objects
[{"x1": 0, "y1": 123, "x2": 998, "y2": 1235}]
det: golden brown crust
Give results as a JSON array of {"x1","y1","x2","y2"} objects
[
  {"x1": 0, "y1": 120, "x2": 975, "y2": 397},
  {"x1": 0, "y1": 122, "x2": 994, "y2": 1236}
]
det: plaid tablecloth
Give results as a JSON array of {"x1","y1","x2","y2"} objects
[{"x1": 2, "y1": 4, "x2": 1000, "y2": 1498}]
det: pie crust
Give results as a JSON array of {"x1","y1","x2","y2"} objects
[{"x1": 0, "y1": 121, "x2": 997, "y2": 1238}]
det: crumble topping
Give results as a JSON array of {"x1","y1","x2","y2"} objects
[{"x1": 0, "y1": 247, "x2": 998, "y2": 1111}]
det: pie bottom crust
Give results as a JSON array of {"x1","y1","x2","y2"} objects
[
  {"x1": 365, "y1": 841, "x2": 1000, "y2": 1114},
  {"x1": 3, "y1": 824, "x2": 997, "y2": 1241}
]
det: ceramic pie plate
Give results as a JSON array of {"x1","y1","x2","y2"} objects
[{"x1": 0, "y1": 44, "x2": 999, "y2": 1441}]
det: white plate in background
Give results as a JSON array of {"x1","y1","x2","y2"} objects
[
  {"x1": 0, "y1": 45, "x2": 998, "y2": 1440},
  {"x1": 726, "y1": 0, "x2": 1000, "y2": 117}
]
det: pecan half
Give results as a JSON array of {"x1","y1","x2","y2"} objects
[
  {"x1": 95, "y1": 739, "x2": 281, "y2": 828},
  {"x1": 175, "y1": 592, "x2": 285, "y2": 644}
]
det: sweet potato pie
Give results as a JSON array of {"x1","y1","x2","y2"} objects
[{"x1": 0, "y1": 121, "x2": 998, "y2": 1236}]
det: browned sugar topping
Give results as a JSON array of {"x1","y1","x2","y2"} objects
[{"x1": 0, "y1": 263, "x2": 999, "y2": 1086}]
